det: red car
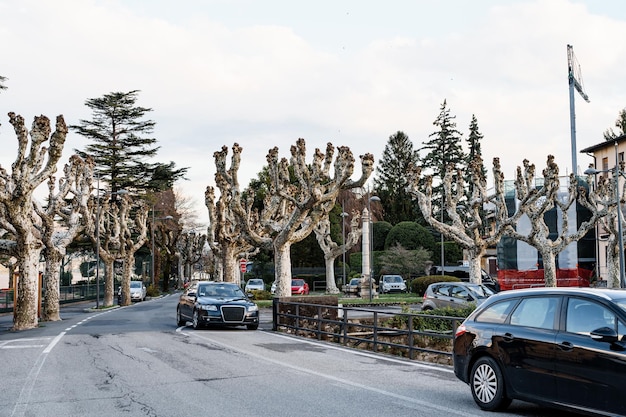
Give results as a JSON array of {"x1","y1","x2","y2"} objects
[{"x1": 291, "y1": 278, "x2": 309, "y2": 295}]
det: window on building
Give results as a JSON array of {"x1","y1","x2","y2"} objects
[{"x1": 602, "y1": 157, "x2": 609, "y2": 171}]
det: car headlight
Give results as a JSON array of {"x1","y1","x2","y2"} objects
[
  {"x1": 198, "y1": 304, "x2": 218, "y2": 311},
  {"x1": 247, "y1": 304, "x2": 259, "y2": 312}
]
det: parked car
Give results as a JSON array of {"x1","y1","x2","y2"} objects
[
  {"x1": 244, "y1": 278, "x2": 265, "y2": 293},
  {"x1": 379, "y1": 275, "x2": 407, "y2": 294},
  {"x1": 176, "y1": 281, "x2": 259, "y2": 330},
  {"x1": 430, "y1": 265, "x2": 500, "y2": 292},
  {"x1": 422, "y1": 282, "x2": 494, "y2": 310},
  {"x1": 118, "y1": 281, "x2": 147, "y2": 304},
  {"x1": 342, "y1": 278, "x2": 361, "y2": 296},
  {"x1": 453, "y1": 287, "x2": 626, "y2": 416},
  {"x1": 291, "y1": 278, "x2": 309, "y2": 295}
]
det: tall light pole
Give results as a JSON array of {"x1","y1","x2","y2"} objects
[
  {"x1": 368, "y1": 194, "x2": 381, "y2": 301},
  {"x1": 340, "y1": 208, "x2": 349, "y2": 287},
  {"x1": 585, "y1": 139, "x2": 626, "y2": 288},
  {"x1": 150, "y1": 206, "x2": 173, "y2": 287}
]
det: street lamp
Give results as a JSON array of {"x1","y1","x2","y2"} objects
[
  {"x1": 94, "y1": 183, "x2": 128, "y2": 309},
  {"x1": 150, "y1": 207, "x2": 173, "y2": 287},
  {"x1": 368, "y1": 194, "x2": 381, "y2": 301},
  {"x1": 340, "y1": 209, "x2": 349, "y2": 287},
  {"x1": 584, "y1": 140, "x2": 626, "y2": 288}
]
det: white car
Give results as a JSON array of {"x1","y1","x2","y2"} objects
[
  {"x1": 118, "y1": 281, "x2": 147, "y2": 303},
  {"x1": 244, "y1": 278, "x2": 265, "y2": 293},
  {"x1": 379, "y1": 275, "x2": 408, "y2": 294}
]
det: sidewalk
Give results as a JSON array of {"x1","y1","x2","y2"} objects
[{"x1": 0, "y1": 299, "x2": 100, "y2": 333}]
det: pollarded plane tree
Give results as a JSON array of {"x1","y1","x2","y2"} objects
[
  {"x1": 37, "y1": 155, "x2": 93, "y2": 321},
  {"x1": 250, "y1": 140, "x2": 374, "y2": 297},
  {"x1": 313, "y1": 209, "x2": 361, "y2": 294},
  {"x1": 407, "y1": 156, "x2": 513, "y2": 285},
  {"x1": 83, "y1": 189, "x2": 149, "y2": 306},
  {"x1": 176, "y1": 231, "x2": 206, "y2": 284},
  {"x1": 206, "y1": 147, "x2": 259, "y2": 284},
  {"x1": 0, "y1": 113, "x2": 67, "y2": 330},
  {"x1": 506, "y1": 155, "x2": 606, "y2": 287},
  {"x1": 116, "y1": 194, "x2": 149, "y2": 305},
  {"x1": 583, "y1": 168, "x2": 623, "y2": 287}
]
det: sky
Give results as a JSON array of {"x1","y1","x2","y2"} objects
[{"x1": 1, "y1": 0, "x2": 626, "y2": 227}]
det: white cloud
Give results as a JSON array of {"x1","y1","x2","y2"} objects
[{"x1": 1, "y1": 0, "x2": 626, "y2": 226}]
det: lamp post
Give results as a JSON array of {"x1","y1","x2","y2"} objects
[
  {"x1": 340, "y1": 208, "x2": 349, "y2": 287},
  {"x1": 368, "y1": 194, "x2": 381, "y2": 301},
  {"x1": 585, "y1": 140, "x2": 626, "y2": 288},
  {"x1": 150, "y1": 206, "x2": 173, "y2": 287}
]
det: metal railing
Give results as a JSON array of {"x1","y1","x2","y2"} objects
[
  {"x1": 272, "y1": 299, "x2": 463, "y2": 360},
  {"x1": 0, "y1": 283, "x2": 106, "y2": 313}
]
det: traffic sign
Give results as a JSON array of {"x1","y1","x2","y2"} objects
[{"x1": 240, "y1": 259, "x2": 247, "y2": 273}]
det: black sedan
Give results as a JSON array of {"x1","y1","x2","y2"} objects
[
  {"x1": 176, "y1": 281, "x2": 259, "y2": 330},
  {"x1": 453, "y1": 287, "x2": 626, "y2": 416}
]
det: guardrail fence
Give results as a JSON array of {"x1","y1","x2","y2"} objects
[{"x1": 272, "y1": 298, "x2": 463, "y2": 363}]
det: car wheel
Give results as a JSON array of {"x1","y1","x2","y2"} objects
[
  {"x1": 246, "y1": 323, "x2": 259, "y2": 330},
  {"x1": 192, "y1": 309, "x2": 202, "y2": 330},
  {"x1": 470, "y1": 356, "x2": 511, "y2": 411},
  {"x1": 176, "y1": 308, "x2": 186, "y2": 327},
  {"x1": 421, "y1": 305, "x2": 433, "y2": 311}
]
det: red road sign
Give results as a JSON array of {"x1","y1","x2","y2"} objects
[{"x1": 240, "y1": 259, "x2": 247, "y2": 273}]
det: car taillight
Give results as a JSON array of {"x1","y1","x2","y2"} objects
[{"x1": 455, "y1": 323, "x2": 467, "y2": 338}]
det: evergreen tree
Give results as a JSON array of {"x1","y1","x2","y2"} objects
[
  {"x1": 465, "y1": 115, "x2": 487, "y2": 197},
  {"x1": 373, "y1": 131, "x2": 421, "y2": 225},
  {"x1": 419, "y1": 100, "x2": 466, "y2": 217},
  {"x1": 71, "y1": 90, "x2": 187, "y2": 194},
  {"x1": 604, "y1": 108, "x2": 626, "y2": 140}
]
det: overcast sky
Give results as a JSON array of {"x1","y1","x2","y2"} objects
[{"x1": 1, "y1": 0, "x2": 626, "y2": 226}]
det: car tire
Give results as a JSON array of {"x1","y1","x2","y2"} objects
[
  {"x1": 421, "y1": 305, "x2": 433, "y2": 311},
  {"x1": 192, "y1": 309, "x2": 202, "y2": 330},
  {"x1": 470, "y1": 356, "x2": 511, "y2": 411},
  {"x1": 247, "y1": 323, "x2": 259, "y2": 330},
  {"x1": 176, "y1": 308, "x2": 186, "y2": 327}
]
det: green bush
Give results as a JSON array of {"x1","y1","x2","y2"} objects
[
  {"x1": 249, "y1": 289, "x2": 272, "y2": 300},
  {"x1": 146, "y1": 284, "x2": 160, "y2": 297},
  {"x1": 415, "y1": 305, "x2": 476, "y2": 333},
  {"x1": 410, "y1": 275, "x2": 461, "y2": 296}
]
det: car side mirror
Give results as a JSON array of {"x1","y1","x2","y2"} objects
[{"x1": 590, "y1": 326, "x2": 619, "y2": 343}]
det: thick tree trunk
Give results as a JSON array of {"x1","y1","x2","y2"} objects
[
  {"x1": 42, "y1": 250, "x2": 63, "y2": 321},
  {"x1": 324, "y1": 254, "x2": 340, "y2": 294},
  {"x1": 13, "y1": 238, "x2": 42, "y2": 330},
  {"x1": 120, "y1": 255, "x2": 134, "y2": 306},
  {"x1": 223, "y1": 244, "x2": 238, "y2": 283},
  {"x1": 607, "y1": 240, "x2": 620, "y2": 288},
  {"x1": 542, "y1": 251, "x2": 557, "y2": 287},
  {"x1": 274, "y1": 242, "x2": 293, "y2": 297},
  {"x1": 467, "y1": 247, "x2": 486, "y2": 285},
  {"x1": 103, "y1": 259, "x2": 115, "y2": 307}
]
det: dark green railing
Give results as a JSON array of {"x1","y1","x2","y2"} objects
[{"x1": 0, "y1": 283, "x2": 106, "y2": 314}]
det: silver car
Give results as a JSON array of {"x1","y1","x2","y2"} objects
[
  {"x1": 422, "y1": 282, "x2": 494, "y2": 310},
  {"x1": 244, "y1": 278, "x2": 265, "y2": 293}
]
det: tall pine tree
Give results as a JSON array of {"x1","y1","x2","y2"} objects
[
  {"x1": 419, "y1": 100, "x2": 467, "y2": 215},
  {"x1": 465, "y1": 114, "x2": 487, "y2": 197},
  {"x1": 71, "y1": 90, "x2": 187, "y2": 195},
  {"x1": 374, "y1": 131, "x2": 421, "y2": 225}
]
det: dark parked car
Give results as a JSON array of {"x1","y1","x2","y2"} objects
[
  {"x1": 176, "y1": 281, "x2": 259, "y2": 330},
  {"x1": 422, "y1": 282, "x2": 494, "y2": 310},
  {"x1": 453, "y1": 287, "x2": 626, "y2": 416},
  {"x1": 430, "y1": 265, "x2": 500, "y2": 292}
]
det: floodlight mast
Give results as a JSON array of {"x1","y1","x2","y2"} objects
[{"x1": 568, "y1": 44, "x2": 590, "y2": 176}]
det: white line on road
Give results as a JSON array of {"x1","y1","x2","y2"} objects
[{"x1": 179, "y1": 328, "x2": 479, "y2": 417}]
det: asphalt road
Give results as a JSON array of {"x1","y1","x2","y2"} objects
[{"x1": 0, "y1": 295, "x2": 575, "y2": 417}]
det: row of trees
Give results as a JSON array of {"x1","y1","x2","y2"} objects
[{"x1": 0, "y1": 88, "x2": 199, "y2": 331}]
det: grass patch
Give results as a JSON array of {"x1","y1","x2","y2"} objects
[{"x1": 253, "y1": 292, "x2": 422, "y2": 309}]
